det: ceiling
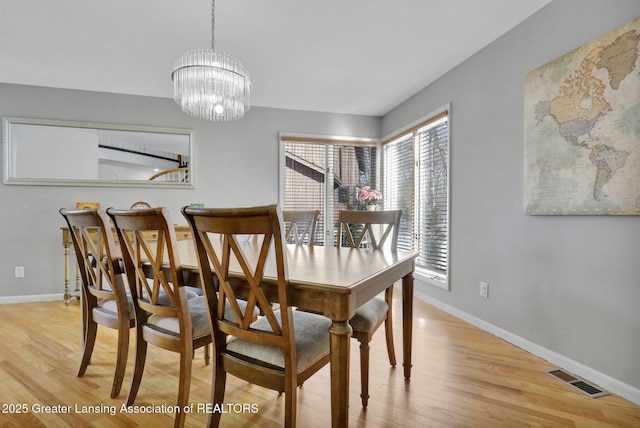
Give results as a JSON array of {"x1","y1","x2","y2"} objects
[{"x1": 0, "y1": 0, "x2": 551, "y2": 117}]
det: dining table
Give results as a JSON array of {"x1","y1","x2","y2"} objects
[{"x1": 176, "y1": 237, "x2": 417, "y2": 427}]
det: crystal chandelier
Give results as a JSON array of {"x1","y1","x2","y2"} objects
[{"x1": 171, "y1": 0, "x2": 251, "y2": 121}]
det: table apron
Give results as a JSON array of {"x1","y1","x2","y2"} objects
[{"x1": 353, "y1": 260, "x2": 414, "y2": 308}]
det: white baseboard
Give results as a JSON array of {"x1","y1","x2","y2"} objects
[
  {"x1": 0, "y1": 294, "x2": 65, "y2": 304},
  {"x1": 414, "y1": 289, "x2": 640, "y2": 406}
]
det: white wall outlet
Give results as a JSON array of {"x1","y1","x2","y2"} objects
[
  {"x1": 480, "y1": 281, "x2": 489, "y2": 298},
  {"x1": 15, "y1": 266, "x2": 25, "y2": 278}
]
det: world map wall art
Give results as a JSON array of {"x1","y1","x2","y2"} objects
[{"x1": 524, "y1": 16, "x2": 640, "y2": 215}]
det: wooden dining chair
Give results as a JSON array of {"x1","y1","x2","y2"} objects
[
  {"x1": 59, "y1": 207, "x2": 133, "y2": 399},
  {"x1": 106, "y1": 207, "x2": 212, "y2": 428},
  {"x1": 337, "y1": 209, "x2": 402, "y2": 408},
  {"x1": 182, "y1": 204, "x2": 331, "y2": 428},
  {"x1": 282, "y1": 209, "x2": 320, "y2": 246}
]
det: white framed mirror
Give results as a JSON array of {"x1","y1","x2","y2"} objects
[{"x1": 2, "y1": 117, "x2": 194, "y2": 188}]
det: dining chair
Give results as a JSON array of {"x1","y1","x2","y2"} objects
[
  {"x1": 337, "y1": 209, "x2": 402, "y2": 408},
  {"x1": 282, "y1": 209, "x2": 320, "y2": 246},
  {"x1": 59, "y1": 207, "x2": 133, "y2": 399},
  {"x1": 106, "y1": 206, "x2": 212, "y2": 428},
  {"x1": 182, "y1": 204, "x2": 331, "y2": 428}
]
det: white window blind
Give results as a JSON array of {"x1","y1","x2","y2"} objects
[
  {"x1": 282, "y1": 136, "x2": 378, "y2": 246},
  {"x1": 383, "y1": 111, "x2": 449, "y2": 282},
  {"x1": 416, "y1": 117, "x2": 449, "y2": 275},
  {"x1": 382, "y1": 134, "x2": 414, "y2": 252},
  {"x1": 284, "y1": 142, "x2": 327, "y2": 244}
]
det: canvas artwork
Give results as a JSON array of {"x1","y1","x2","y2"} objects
[
  {"x1": 524, "y1": 17, "x2": 640, "y2": 215},
  {"x1": 75, "y1": 202, "x2": 101, "y2": 210}
]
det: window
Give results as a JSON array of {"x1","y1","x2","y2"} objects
[
  {"x1": 280, "y1": 135, "x2": 378, "y2": 246},
  {"x1": 383, "y1": 109, "x2": 450, "y2": 289}
]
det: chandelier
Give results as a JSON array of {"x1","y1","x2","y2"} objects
[{"x1": 171, "y1": 0, "x2": 251, "y2": 121}]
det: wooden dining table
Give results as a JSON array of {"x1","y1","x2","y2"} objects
[{"x1": 176, "y1": 238, "x2": 417, "y2": 427}]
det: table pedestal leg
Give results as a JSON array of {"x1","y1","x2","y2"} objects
[{"x1": 329, "y1": 320, "x2": 351, "y2": 427}]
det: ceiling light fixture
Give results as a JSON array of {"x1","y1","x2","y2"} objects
[{"x1": 171, "y1": 0, "x2": 251, "y2": 121}]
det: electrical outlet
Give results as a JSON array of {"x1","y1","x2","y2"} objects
[
  {"x1": 480, "y1": 281, "x2": 489, "y2": 298},
  {"x1": 15, "y1": 266, "x2": 25, "y2": 278}
]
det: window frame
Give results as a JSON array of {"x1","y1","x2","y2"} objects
[
  {"x1": 278, "y1": 132, "x2": 379, "y2": 246},
  {"x1": 382, "y1": 105, "x2": 451, "y2": 290}
]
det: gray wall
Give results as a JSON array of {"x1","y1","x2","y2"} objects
[
  {"x1": 0, "y1": 84, "x2": 379, "y2": 300},
  {"x1": 383, "y1": 0, "x2": 640, "y2": 399}
]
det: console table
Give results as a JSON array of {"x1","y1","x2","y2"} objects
[{"x1": 61, "y1": 225, "x2": 193, "y2": 305}]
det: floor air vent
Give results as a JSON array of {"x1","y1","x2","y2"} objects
[{"x1": 545, "y1": 369, "x2": 609, "y2": 398}]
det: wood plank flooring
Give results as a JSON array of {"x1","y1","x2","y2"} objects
[{"x1": 0, "y1": 296, "x2": 638, "y2": 427}]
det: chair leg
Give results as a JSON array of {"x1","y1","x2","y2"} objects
[
  {"x1": 78, "y1": 298, "x2": 98, "y2": 377},
  {"x1": 125, "y1": 330, "x2": 147, "y2": 406},
  {"x1": 204, "y1": 344, "x2": 210, "y2": 365},
  {"x1": 384, "y1": 286, "x2": 397, "y2": 367},
  {"x1": 284, "y1": 370, "x2": 297, "y2": 428},
  {"x1": 174, "y1": 349, "x2": 192, "y2": 428},
  {"x1": 77, "y1": 318, "x2": 97, "y2": 377},
  {"x1": 208, "y1": 348, "x2": 227, "y2": 428},
  {"x1": 191, "y1": 345, "x2": 210, "y2": 365},
  {"x1": 110, "y1": 321, "x2": 130, "y2": 398},
  {"x1": 80, "y1": 291, "x2": 89, "y2": 348},
  {"x1": 191, "y1": 345, "x2": 211, "y2": 366},
  {"x1": 358, "y1": 339, "x2": 371, "y2": 408}
]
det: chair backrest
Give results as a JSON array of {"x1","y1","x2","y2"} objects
[
  {"x1": 59, "y1": 208, "x2": 127, "y2": 308},
  {"x1": 106, "y1": 207, "x2": 191, "y2": 336},
  {"x1": 282, "y1": 209, "x2": 320, "y2": 246},
  {"x1": 182, "y1": 205, "x2": 292, "y2": 350},
  {"x1": 337, "y1": 209, "x2": 402, "y2": 250}
]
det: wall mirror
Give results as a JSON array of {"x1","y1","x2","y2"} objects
[{"x1": 2, "y1": 117, "x2": 194, "y2": 188}]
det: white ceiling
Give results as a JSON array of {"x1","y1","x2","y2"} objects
[{"x1": 0, "y1": 0, "x2": 551, "y2": 117}]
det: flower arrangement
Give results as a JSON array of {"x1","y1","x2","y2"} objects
[{"x1": 358, "y1": 186, "x2": 382, "y2": 205}]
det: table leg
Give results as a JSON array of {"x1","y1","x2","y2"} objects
[
  {"x1": 329, "y1": 320, "x2": 351, "y2": 427},
  {"x1": 62, "y1": 229, "x2": 72, "y2": 306},
  {"x1": 402, "y1": 272, "x2": 414, "y2": 379},
  {"x1": 74, "y1": 264, "x2": 81, "y2": 299}
]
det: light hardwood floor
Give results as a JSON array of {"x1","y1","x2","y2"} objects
[{"x1": 0, "y1": 296, "x2": 638, "y2": 427}]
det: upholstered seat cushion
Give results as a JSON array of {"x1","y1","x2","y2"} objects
[
  {"x1": 98, "y1": 285, "x2": 202, "y2": 316},
  {"x1": 141, "y1": 276, "x2": 201, "y2": 305},
  {"x1": 98, "y1": 296, "x2": 134, "y2": 318},
  {"x1": 147, "y1": 296, "x2": 211, "y2": 339},
  {"x1": 226, "y1": 310, "x2": 331, "y2": 372},
  {"x1": 145, "y1": 296, "x2": 259, "y2": 339},
  {"x1": 349, "y1": 296, "x2": 388, "y2": 331},
  {"x1": 184, "y1": 285, "x2": 204, "y2": 296},
  {"x1": 221, "y1": 299, "x2": 261, "y2": 324}
]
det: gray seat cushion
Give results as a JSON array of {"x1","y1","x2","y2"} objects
[
  {"x1": 349, "y1": 296, "x2": 388, "y2": 331},
  {"x1": 98, "y1": 295, "x2": 134, "y2": 318},
  {"x1": 98, "y1": 285, "x2": 201, "y2": 316},
  {"x1": 144, "y1": 296, "x2": 259, "y2": 340},
  {"x1": 145, "y1": 283, "x2": 201, "y2": 306},
  {"x1": 147, "y1": 296, "x2": 211, "y2": 339},
  {"x1": 185, "y1": 285, "x2": 204, "y2": 297},
  {"x1": 221, "y1": 298, "x2": 262, "y2": 324},
  {"x1": 226, "y1": 310, "x2": 331, "y2": 372}
]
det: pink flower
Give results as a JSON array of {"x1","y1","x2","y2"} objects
[{"x1": 358, "y1": 186, "x2": 382, "y2": 205}]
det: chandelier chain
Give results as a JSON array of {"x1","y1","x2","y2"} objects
[{"x1": 211, "y1": 0, "x2": 215, "y2": 50}]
